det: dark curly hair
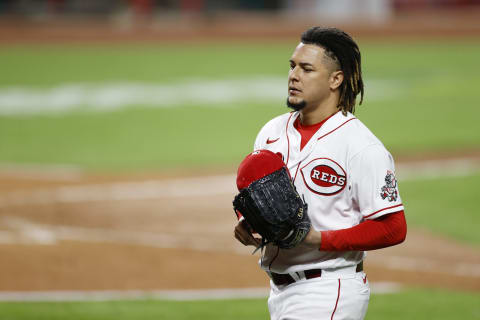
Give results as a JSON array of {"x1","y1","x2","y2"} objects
[{"x1": 301, "y1": 27, "x2": 364, "y2": 115}]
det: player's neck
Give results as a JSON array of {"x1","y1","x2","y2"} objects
[{"x1": 299, "y1": 100, "x2": 339, "y2": 126}]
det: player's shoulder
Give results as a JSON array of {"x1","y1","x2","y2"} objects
[
  {"x1": 347, "y1": 116, "x2": 382, "y2": 143},
  {"x1": 344, "y1": 113, "x2": 390, "y2": 158}
]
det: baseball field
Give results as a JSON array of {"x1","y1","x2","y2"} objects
[{"x1": 0, "y1": 23, "x2": 479, "y2": 319}]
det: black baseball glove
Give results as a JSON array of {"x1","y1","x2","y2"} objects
[{"x1": 233, "y1": 167, "x2": 311, "y2": 253}]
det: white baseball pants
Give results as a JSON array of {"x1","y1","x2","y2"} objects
[{"x1": 267, "y1": 267, "x2": 370, "y2": 320}]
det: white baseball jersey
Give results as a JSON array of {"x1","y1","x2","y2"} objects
[{"x1": 254, "y1": 110, "x2": 404, "y2": 274}]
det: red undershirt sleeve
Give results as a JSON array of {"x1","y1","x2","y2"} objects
[{"x1": 319, "y1": 210, "x2": 407, "y2": 251}]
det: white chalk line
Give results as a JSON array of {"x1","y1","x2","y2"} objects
[
  {"x1": 0, "y1": 288, "x2": 270, "y2": 302},
  {"x1": 0, "y1": 156, "x2": 478, "y2": 208},
  {"x1": 0, "y1": 282, "x2": 402, "y2": 302},
  {"x1": 0, "y1": 78, "x2": 400, "y2": 116}
]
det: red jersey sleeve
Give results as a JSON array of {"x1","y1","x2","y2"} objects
[{"x1": 319, "y1": 210, "x2": 407, "y2": 251}]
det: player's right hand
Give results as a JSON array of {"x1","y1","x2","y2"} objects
[{"x1": 234, "y1": 219, "x2": 262, "y2": 247}]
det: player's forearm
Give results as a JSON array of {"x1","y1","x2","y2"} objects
[{"x1": 306, "y1": 211, "x2": 407, "y2": 251}]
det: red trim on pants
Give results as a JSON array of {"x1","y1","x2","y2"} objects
[{"x1": 331, "y1": 279, "x2": 341, "y2": 320}]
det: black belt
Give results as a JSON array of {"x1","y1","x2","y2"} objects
[{"x1": 269, "y1": 262, "x2": 363, "y2": 286}]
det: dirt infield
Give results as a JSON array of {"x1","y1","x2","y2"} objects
[{"x1": 0, "y1": 154, "x2": 479, "y2": 293}]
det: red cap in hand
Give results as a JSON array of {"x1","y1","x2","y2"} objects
[{"x1": 236, "y1": 149, "x2": 286, "y2": 191}]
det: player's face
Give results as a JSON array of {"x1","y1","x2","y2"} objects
[{"x1": 287, "y1": 43, "x2": 339, "y2": 111}]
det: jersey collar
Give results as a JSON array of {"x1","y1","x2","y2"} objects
[
  {"x1": 286, "y1": 111, "x2": 356, "y2": 166},
  {"x1": 288, "y1": 111, "x2": 355, "y2": 140},
  {"x1": 313, "y1": 111, "x2": 356, "y2": 142}
]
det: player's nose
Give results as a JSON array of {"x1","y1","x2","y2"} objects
[{"x1": 289, "y1": 67, "x2": 300, "y2": 82}]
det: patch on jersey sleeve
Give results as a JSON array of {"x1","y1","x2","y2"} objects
[
  {"x1": 300, "y1": 158, "x2": 347, "y2": 196},
  {"x1": 380, "y1": 170, "x2": 398, "y2": 202}
]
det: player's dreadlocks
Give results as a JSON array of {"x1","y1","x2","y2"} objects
[{"x1": 301, "y1": 27, "x2": 364, "y2": 115}]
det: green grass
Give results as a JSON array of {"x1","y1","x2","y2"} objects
[
  {"x1": 399, "y1": 171, "x2": 480, "y2": 245},
  {"x1": 0, "y1": 288, "x2": 478, "y2": 320},
  {"x1": 0, "y1": 298, "x2": 269, "y2": 320},
  {"x1": 1, "y1": 41, "x2": 479, "y2": 170},
  {"x1": 367, "y1": 288, "x2": 480, "y2": 320},
  {"x1": 0, "y1": 104, "x2": 280, "y2": 170},
  {"x1": 357, "y1": 42, "x2": 480, "y2": 153},
  {"x1": 0, "y1": 43, "x2": 291, "y2": 86}
]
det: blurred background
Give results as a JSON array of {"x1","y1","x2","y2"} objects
[{"x1": 0, "y1": 1, "x2": 479, "y2": 319}]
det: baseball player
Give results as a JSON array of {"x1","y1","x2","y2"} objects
[{"x1": 234, "y1": 27, "x2": 407, "y2": 320}]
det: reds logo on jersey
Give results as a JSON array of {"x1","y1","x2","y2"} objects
[{"x1": 300, "y1": 158, "x2": 347, "y2": 195}]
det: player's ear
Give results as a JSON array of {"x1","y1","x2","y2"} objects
[{"x1": 329, "y1": 70, "x2": 343, "y2": 90}]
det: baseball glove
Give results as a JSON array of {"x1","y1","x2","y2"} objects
[{"x1": 233, "y1": 150, "x2": 311, "y2": 253}]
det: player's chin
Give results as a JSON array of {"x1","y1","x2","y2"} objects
[{"x1": 286, "y1": 96, "x2": 307, "y2": 111}]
